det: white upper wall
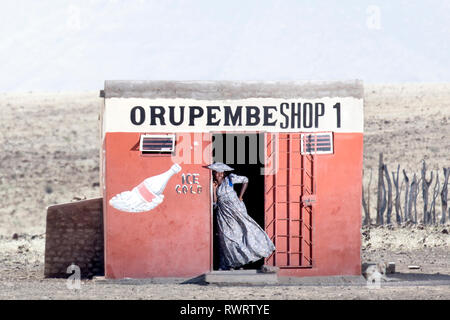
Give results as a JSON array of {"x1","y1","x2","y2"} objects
[{"x1": 102, "y1": 81, "x2": 364, "y2": 134}]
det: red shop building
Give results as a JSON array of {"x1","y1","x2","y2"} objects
[{"x1": 101, "y1": 80, "x2": 364, "y2": 279}]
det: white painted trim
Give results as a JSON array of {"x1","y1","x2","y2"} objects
[
  {"x1": 103, "y1": 97, "x2": 363, "y2": 135},
  {"x1": 139, "y1": 134, "x2": 176, "y2": 152},
  {"x1": 301, "y1": 132, "x2": 334, "y2": 155}
]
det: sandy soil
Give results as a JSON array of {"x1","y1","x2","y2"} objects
[
  {"x1": 0, "y1": 84, "x2": 449, "y2": 299},
  {"x1": 0, "y1": 91, "x2": 101, "y2": 236},
  {"x1": 0, "y1": 226, "x2": 449, "y2": 300}
]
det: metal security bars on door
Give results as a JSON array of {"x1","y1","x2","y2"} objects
[{"x1": 265, "y1": 133, "x2": 314, "y2": 268}]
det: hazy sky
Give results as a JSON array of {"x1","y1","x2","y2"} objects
[{"x1": 1, "y1": 0, "x2": 450, "y2": 91}]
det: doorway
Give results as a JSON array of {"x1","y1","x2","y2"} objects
[{"x1": 212, "y1": 133, "x2": 265, "y2": 270}]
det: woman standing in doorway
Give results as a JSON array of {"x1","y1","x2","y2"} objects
[{"x1": 208, "y1": 162, "x2": 275, "y2": 270}]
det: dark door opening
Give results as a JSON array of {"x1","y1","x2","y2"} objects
[{"x1": 212, "y1": 133, "x2": 265, "y2": 270}]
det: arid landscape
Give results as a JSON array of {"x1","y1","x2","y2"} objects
[{"x1": 0, "y1": 83, "x2": 449, "y2": 299}]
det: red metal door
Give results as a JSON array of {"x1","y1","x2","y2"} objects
[{"x1": 264, "y1": 133, "x2": 314, "y2": 268}]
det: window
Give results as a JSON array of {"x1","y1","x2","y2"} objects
[
  {"x1": 301, "y1": 132, "x2": 333, "y2": 155},
  {"x1": 139, "y1": 134, "x2": 176, "y2": 153}
]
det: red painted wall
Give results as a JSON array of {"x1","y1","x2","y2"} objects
[
  {"x1": 277, "y1": 132, "x2": 363, "y2": 277},
  {"x1": 103, "y1": 131, "x2": 362, "y2": 278},
  {"x1": 103, "y1": 132, "x2": 212, "y2": 278}
]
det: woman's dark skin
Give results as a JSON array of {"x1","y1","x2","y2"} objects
[{"x1": 213, "y1": 171, "x2": 248, "y2": 203}]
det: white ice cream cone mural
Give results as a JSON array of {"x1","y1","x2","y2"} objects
[{"x1": 109, "y1": 163, "x2": 181, "y2": 212}]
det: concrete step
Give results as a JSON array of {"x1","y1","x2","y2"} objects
[{"x1": 204, "y1": 270, "x2": 278, "y2": 285}]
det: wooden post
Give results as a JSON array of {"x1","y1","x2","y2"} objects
[
  {"x1": 421, "y1": 160, "x2": 433, "y2": 224},
  {"x1": 362, "y1": 168, "x2": 372, "y2": 226},
  {"x1": 362, "y1": 184, "x2": 368, "y2": 226},
  {"x1": 376, "y1": 153, "x2": 386, "y2": 225},
  {"x1": 392, "y1": 164, "x2": 402, "y2": 224},
  {"x1": 383, "y1": 164, "x2": 393, "y2": 225},
  {"x1": 430, "y1": 173, "x2": 440, "y2": 225},
  {"x1": 403, "y1": 169, "x2": 410, "y2": 222},
  {"x1": 410, "y1": 174, "x2": 420, "y2": 224},
  {"x1": 440, "y1": 168, "x2": 449, "y2": 224}
]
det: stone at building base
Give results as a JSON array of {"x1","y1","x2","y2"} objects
[
  {"x1": 278, "y1": 275, "x2": 367, "y2": 286},
  {"x1": 204, "y1": 270, "x2": 278, "y2": 285},
  {"x1": 260, "y1": 265, "x2": 280, "y2": 273},
  {"x1": 387, "y1": 262, "x2": 396, "y2": 274}
]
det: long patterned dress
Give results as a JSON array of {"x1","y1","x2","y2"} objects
[{"x1": 214, "y1": 173, "x2": 275, "y2": 269}]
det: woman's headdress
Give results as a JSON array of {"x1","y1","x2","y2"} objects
[{"x1": 206, "y1": 162, "x2": 234, "y2": 172}]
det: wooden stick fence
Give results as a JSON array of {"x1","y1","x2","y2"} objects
[{"x1": 362, "y1": 153, "x2": 450, "y2": 226}]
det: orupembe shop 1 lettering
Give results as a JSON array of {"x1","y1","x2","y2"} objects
[{"x1": 129, "y1": 101, "x2": 342, "y2": 129}]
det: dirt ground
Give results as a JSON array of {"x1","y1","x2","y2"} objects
[
  {"x1": 0, "y1": 84, "x2": 449, "y2": 299},
  {"x1": 0, "y1": 226, "x2": 449, "y2": 300}
]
